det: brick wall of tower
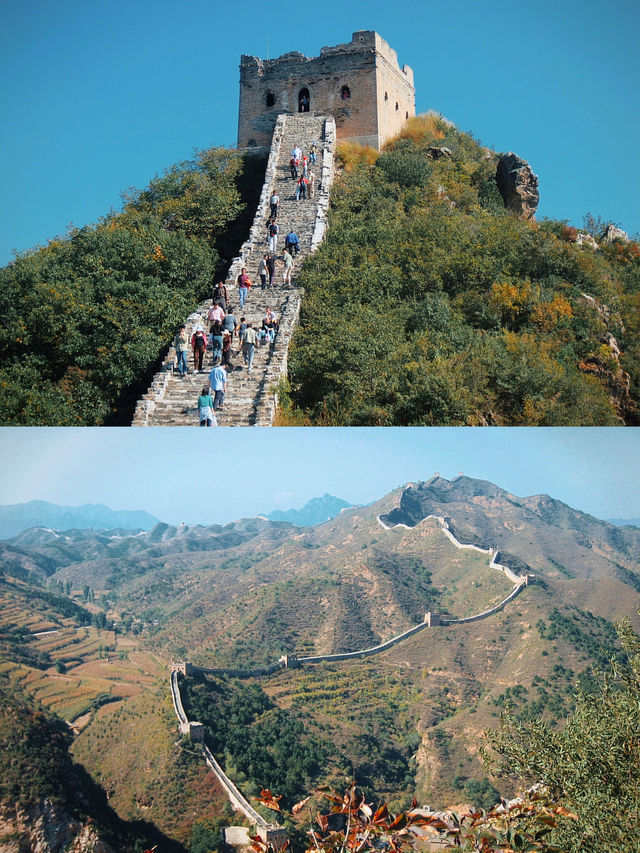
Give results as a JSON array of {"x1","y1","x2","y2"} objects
[{"x1": 238, "y1": 31, "x2": 414, "y2": 151}]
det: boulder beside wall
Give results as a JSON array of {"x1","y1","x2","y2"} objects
[{"x1": 496, "y1": 152, "x2": 539, "y2": 220}]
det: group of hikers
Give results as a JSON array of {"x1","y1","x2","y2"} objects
[
  {"x1": 289, "y1": 141, "x2": 317, "y2": 200},
  {"x1": 170, "y1": 140, "x2": 320, "y2": 425},
  {"x1": 172, "y1": 300, "x2": 280, "y2": 426}
]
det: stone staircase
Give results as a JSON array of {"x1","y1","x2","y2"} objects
[{"x1": 132, "y1": 113, "x2": 336, "y2": 426}]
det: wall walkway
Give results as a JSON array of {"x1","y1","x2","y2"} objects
[
  {"x1": 170, "y1": 669, "x2": 268, "y2": 828},
  {"x1": 133, "y1": 113, "x2": 336, "y2": 426}
]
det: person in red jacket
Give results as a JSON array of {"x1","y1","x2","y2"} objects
[{"x1": 236, "y1": 268, "x2": 252, "y2": 309}]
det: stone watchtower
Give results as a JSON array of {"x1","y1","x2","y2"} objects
[{"x1": 238, "y1": 31, "x2": 415, "y2": 151}]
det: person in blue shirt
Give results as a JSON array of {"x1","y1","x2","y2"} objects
[
  {"x1": 285, "y1": 230, "x2": 300, "y2": 256},
  {"x1": 208, "y1": 361, "x2": 227, "y2": 411}
]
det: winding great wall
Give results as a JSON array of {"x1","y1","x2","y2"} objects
[{"x1": 168, "y1": 512, "x2": 534, "y2": 836}]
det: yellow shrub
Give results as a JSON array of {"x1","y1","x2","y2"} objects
[
  {"x1": 336, "y1": 142, "x2": 379, "y2": 172},
  {"x1": 389, "y1": 112, "x2": 449, "y2": 146}
]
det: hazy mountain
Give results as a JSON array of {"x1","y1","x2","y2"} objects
[
  {"x1": 607, "y1": 517, "x2": 640, "y2": 529},
  {"x1": 0, "y1": 517, "x2": 295, "y2": 581},
  {"x1": 0, "y1": 500, "x2": 161, "y2": 540},
  {"x1": 264, "y1": 493, "x2": 352, "y2": 526}
]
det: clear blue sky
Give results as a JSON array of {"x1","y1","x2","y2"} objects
[
  {"x1": 0, "y1": 427, "x2": 639, "y2": 525},
  {"x1": 1, "y1": 0, "x2": 639, "y2": 264}
]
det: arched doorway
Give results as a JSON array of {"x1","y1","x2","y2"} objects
[{"x1": 298, "y1": 87, "x2": 310, "y2": 113}]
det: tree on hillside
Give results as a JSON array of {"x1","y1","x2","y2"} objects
[{"x1": 482, "y1": 614, "x2": 640, "y2": 851}]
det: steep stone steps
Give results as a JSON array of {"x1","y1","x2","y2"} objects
[{"x1": 132, "y1": 112, "x2": 335, "y2": 427}]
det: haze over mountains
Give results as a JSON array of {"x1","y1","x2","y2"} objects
[
  {"x1": 0, "y1": 494, "x2": 354, "y2": 540},
  {"x1": 0, "y1": 500, "x2": 161, "y2": 540}
]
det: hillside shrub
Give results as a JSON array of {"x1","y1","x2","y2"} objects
[
  {"x1": 0, "y1": 148, "x2": 265, "y2": 425},
  {"x1": 285, "y1": 119, "x2": 638, "y2": 425}
]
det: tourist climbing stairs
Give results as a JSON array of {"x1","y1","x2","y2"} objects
[{"x1": 132, "y1": 112, "x2": 336, "y2": 426}]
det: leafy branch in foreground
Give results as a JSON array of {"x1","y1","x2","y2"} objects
[{"x1": 252, "y1": 784, "x2": 575, "y2": 853}]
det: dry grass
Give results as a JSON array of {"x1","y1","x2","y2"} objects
[
  {"x1": 336, "y1": 141, "x2": 379, "y2": 172},
  {"x1": 386, "y1": 112, "x2": 449, "y2": 147}
]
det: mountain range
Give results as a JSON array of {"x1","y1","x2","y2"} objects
[
  {"x1": 0, "y1": 500, "x2": 161, "y2": 540},
  {"x1": 1, "y1": 475, "x2": 639, "y2": 850}
]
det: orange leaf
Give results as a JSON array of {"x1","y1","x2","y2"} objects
[
  {"x1": 293, "y1": 796, "x2": 312, "y2": 814},
  {"x1": 388, "y1": 813, "x2": 408, "y2": 831}
]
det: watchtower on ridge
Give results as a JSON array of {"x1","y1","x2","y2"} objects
[{"x1": 238, "y1": 31, "x2": 415, "y2": 151}]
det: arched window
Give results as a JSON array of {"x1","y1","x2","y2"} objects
[
  {"x1": 247, "y1": 139, "x2": 257, "y2": 148},
  {"x1": 266, "y1": 92, "x2": 276, "y2": 108},
  {"x1": 340, "y1": 85, "x2": 350, "y2": 100},
  {"x1": 406, "y1": 110, "x2": 409, "y2": 119},
  {"x1": 385, "y1": 92, "x2": 388, "y2": 101},
  {"x1": 298, "y1": 87, "x2": 310, "y2": 112},
  {"x1": 395, "y1": 102, "x2": 399, "y2": 111}
]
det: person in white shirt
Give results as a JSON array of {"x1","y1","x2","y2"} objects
[{"x1": 270, "y1": 192, "x2": 279, "y2": 219}]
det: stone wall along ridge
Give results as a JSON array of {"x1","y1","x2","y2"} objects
[
  {"x1": 179, "y1": 517, "x2": 529, "y2": 678},
  {"x1": 169, "y1": 669, "x2": 188, "y2": 725},
  {"x1": 377, "y1": 513, "x2": 528, "y2": 587},
  {"x1": 170, "y1": 668, "x2": 268, "y2": 828}
]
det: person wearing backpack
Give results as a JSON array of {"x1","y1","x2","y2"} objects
[
  {"x1": 209, "y1": 319, "x2": 224, "y2": 363},
  {"x1": 241, "y1": 322, "x2": 258, "y2": 372},
  {"x1": 208, "y1": 360, "x2": 227, "y2": 411},
  {"x1": 296, "y1": 174, "x2": 307, "y2": 201},
  {"x1": 285, "y1": 230, "x2": 300, "y2": 256},
  {"x1": 212, "y1": 281, "x2": 228, "y2": 311},
  {"x1": 191, "y1": 325, "x2": 207, "y2": 372}
]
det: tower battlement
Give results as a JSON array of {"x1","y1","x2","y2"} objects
[{"x1": 238, "y1": 31, "x2": 415, "y2": 150}]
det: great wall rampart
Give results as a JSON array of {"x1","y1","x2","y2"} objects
[
  {"x1": 132, "y1": 112, "x2": 336, "y2": 427},
  {"x1": 167, "y1": 513, "x2": 534, "y2": 834}
]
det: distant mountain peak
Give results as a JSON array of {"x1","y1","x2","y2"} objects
[{"x1": 265, "y1": 494, "x2": 352, "y2": 527}]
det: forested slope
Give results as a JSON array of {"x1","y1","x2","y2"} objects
[
  {"x1": 0, "y1": 149, "x2": 265, "y2": 425},
  {"x1": 285, "y1": 115, "x2": 640, "y2": 425}
]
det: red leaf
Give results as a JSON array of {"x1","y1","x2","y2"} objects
[
  {"x1": 373, "y1": 804, "x2": 389, "y2": 825},
  {"x1": 388, "y1": 813, "x2": 408, "y2": 831}
]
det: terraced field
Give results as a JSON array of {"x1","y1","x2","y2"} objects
[{"x1": 0, "y1": 578, "x2": 164, "y2": 722}]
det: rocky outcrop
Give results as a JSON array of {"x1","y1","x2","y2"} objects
[
  {"x1": 496, "y1": 152, "x2": 539, "y2": 220},
  {"x1": 578, "y1": 355, "x2": 631, "y2": 423},
  {"x1": 576, "y1": 231, "x2": 599, "y2": 250},
  {"x1": 0, "y1": 799, "x2": 115, "y2": 853},
  {"x1": 603, "y1": 224, "x2": 629, "y2": 243},
  {"x1": 426, "y1": 146, "x2": 452, "y2": 159}
]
